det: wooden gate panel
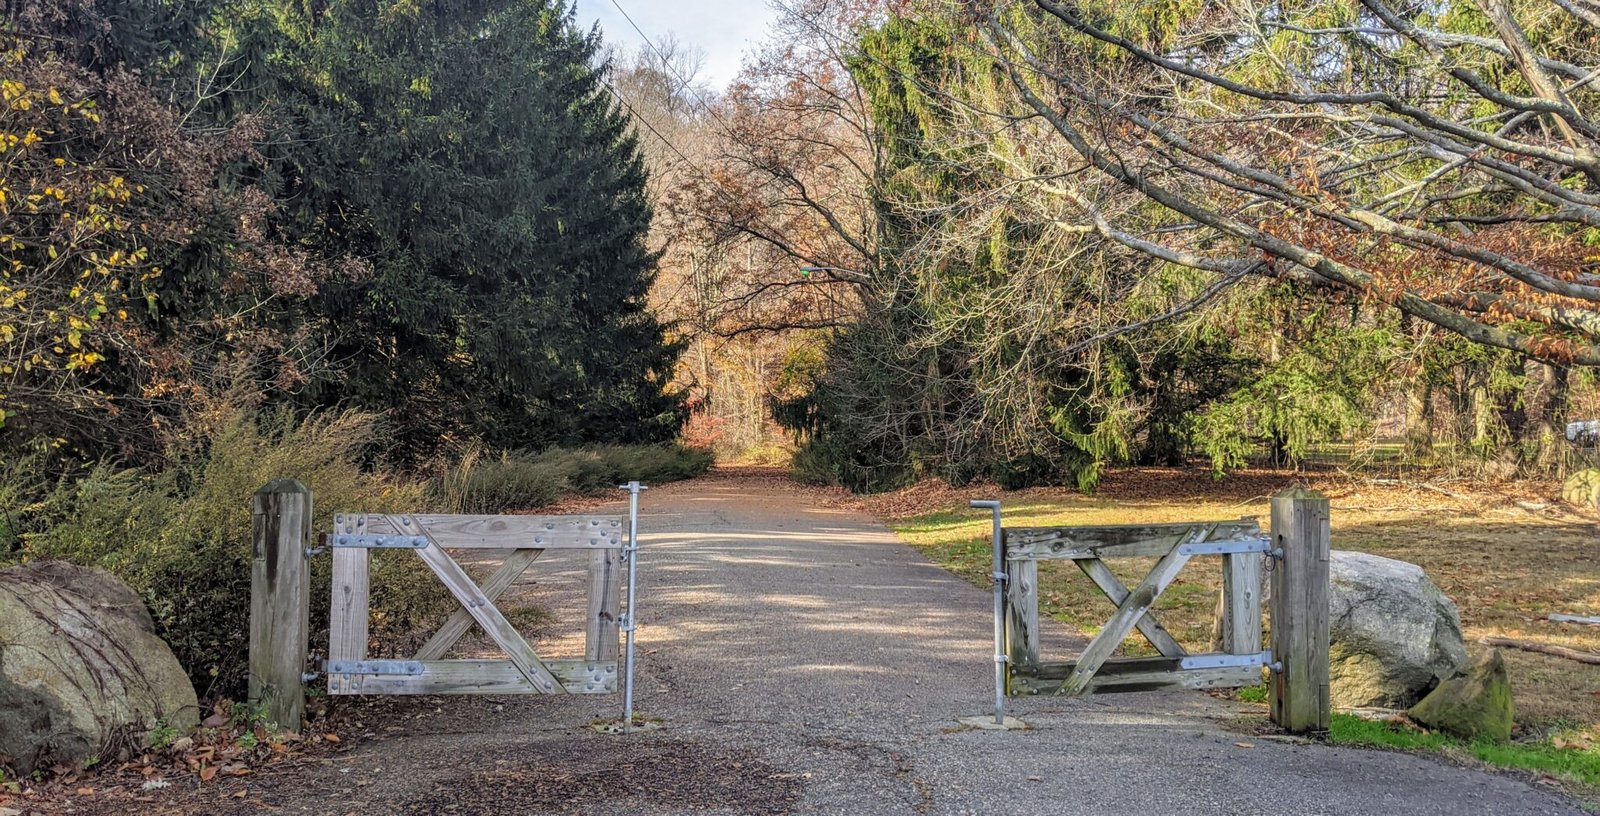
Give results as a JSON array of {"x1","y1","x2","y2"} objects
[
  {"x1": 414, "y1": 547, "x2": 543, "y2": 661},
  {"x1": 328, "y1": 659, "x2": 617, "y2": 695},
  {"x1": 328, "y1": 515, "x2": 369, "y2": 670},
  {"x1": 1000, "y1": 518, "x2": 1270, "y2": 697},
  {"x1": 324, "y1": 511, "x2": 626, "y2": 697}
]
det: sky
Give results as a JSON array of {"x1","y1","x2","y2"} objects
[{"x1": 572, "y1": 0, "x2": 778, "y2": 88}]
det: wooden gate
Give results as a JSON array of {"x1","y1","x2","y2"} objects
[
  {"x1": 323, "y1": 512, "x2": 627, "y2": 696},
  {"x1": 1001, "y1": 518, "x2": 1268, "y2": 696},
  {"x1": 971, "y1": 488, "x2": 1331, "y2": 732}
]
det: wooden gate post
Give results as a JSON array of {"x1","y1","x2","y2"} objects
[
  {"x1": 1269, "y1": 487, "x2": 1331, "y2": 733},
  {"x1": 250, "y1": 479, "x2": 312, "y2": 730}
]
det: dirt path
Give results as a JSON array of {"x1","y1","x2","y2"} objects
[{"x1": 155, "y1": 471, "x2": 1582, "y2": 814}]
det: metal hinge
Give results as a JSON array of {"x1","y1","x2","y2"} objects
[
  {"x1": 1178, "y1": 536, "x2": 1273, "y2": 556},
  {"x1": 325, "y1": 533, "x2": 430, "y2": 549},
  {"x1": 1179, "y1": 651, "x2": 1272, "y2": 671},
  {"x1": 324, "y1": 659, "x2": 425, "y2": 675}
]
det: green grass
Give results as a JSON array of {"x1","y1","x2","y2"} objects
[
  {"x1": 1329, "y1": 713, "x2": 1600, "y2": 789},
  {"x1": 1236, "y1": 684, "x2": 1268, "y2": 704}
]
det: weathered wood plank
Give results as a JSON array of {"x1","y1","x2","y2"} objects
[
  {"x1": 1011, "y1": 657, "x2": 1261, "y2": 695},
  {"x1": 586, "y1": 546, "x2": 622, "y2": 663},
  {"x1": 1269, "y1": 489, "x2": 1331, "y2": 733},
  {"x1": 339, "y1": 514, "x2": 622, "y2": 548},
  {"x1": 1005, "y1": 518, "x2": 1259, "y2": 561},
  {"x1": 403, "y1": 516, "x2": 568, "y2": 695},
  {"x1": 249, "y1": 480, "x2": 312, "y2": 730},
  {"x1": 413, "y1": 548, "x2": 543, "y2": 661},
  {"x1": 1004, "y1": 556, "x2": 1040, "y2": 670},
  {"x1": 327, "y1": 515, "x2": 370, "y2": 681},
  {"x1": 328, "y1": 659, "x2": 618, "y2": 695},
  {"x1": 1076, "y1": 557, "x2": 1188, "y2": 658},
  {"x1": 1222, "y1": 551, "x2": 1263, "y2": 657},
  {"x1": 1058, "y1": 529, "x2": 1206, "y2": 695},
  {"x1": 414, "y1": 514, "x2": 623, "y2": 549}
]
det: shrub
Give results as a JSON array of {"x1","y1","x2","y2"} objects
[
  {"x1": 445, "y1": 443, "x2": 713, "y2": 514},
  {"x1": 13, "y1": 406, "x2": 451, "y2": 701}
]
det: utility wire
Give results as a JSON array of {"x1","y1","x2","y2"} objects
[{"x1": 607, "y1": 0, "x2": 738, "y2": 135}]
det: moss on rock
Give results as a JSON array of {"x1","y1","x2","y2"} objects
[{"x1": 1407, "y1": 649, "x2": 1514, "y2": 743}]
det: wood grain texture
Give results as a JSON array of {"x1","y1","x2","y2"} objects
[
  {"x1": 403, "y1": 516, "x2": 567, "y2": 695},
  {"x1": 412, "y1": 514, "x2": 623, "y2": 549},
  {"x1": 338, "y1": 514, "x2": 622, "y2": 548},
  {"x1": 1004, "y1": 555, "x2": 1040, "y2": 670},
  {"x1": 327, "y1": 514, "x2": 370, "y2": 678},
  {"x1": 328, "y1": 659, "x2": 618, "y2": 695},
  {"x1": 1005, "y1": 519, "x2": 1259, "y2": 561},
  {"x1": 249, "y1": 480, "x2": 312, "y2": 730},
  {"x1": 1058, "y1": 528, "x2": 1207, "y2": 695},
  {"x1": 1076, "y1": 557, "x2": 1188, "y2": 658},
  {"x1": 1269, "y1": 489, "x2": 1331, "y2": 733},
  {"x1": 1222, "y1": 552, "x2": 1263, "y2": 657},
  {"x1": 586, "y1": 547, "x2": 622, "y2": 663},
  {"x1": 413, "y1": 548, "x2": 543, "y2": 661},
  {"x1": 1012, "y1": 657, "x2": 1260, "y2": 695}
]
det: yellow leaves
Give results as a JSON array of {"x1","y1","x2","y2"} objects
[
  {"x1": 65, "y1": 350, "x2": 102, "y2": 371},
  {"x1": 47, "y1": 88, "x2": 62, "y2": 106},
  {"x1": 0, "y1": 78, "x2": 23, "y2": 101}
]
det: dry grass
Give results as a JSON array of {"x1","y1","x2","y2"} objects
[{"x1": 884, "y1": 467, "x2": 1600, "y2": 737}]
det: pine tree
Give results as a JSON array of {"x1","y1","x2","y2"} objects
[{"x1": 244, "y1": 0, "x2": 684, "y2": 453}]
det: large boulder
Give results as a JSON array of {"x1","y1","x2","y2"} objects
[
  {"x1": 1408, "y1": 649, "x2": 1514, "y2": 742},
  {"x1": 1329, "y1": 551, "x2": 1468, "y2": 709},
  {"x1": 1561, "y1": 469, "x2": 1600, "y2": 512},
  {"x1": 0, "y1": 561, "x2": 199, "y2": 773}
]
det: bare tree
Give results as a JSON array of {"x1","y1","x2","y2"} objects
[{"x1": 974, "y1": 0, "x2": 1600, "y2": 365}]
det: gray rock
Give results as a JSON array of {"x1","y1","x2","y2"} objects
[
  {"x1": 0, "y1": 561, "x2": 199, "y2": 773},
  {"x1": 1329, "y1": 550, "x2": 1468, "y2": 709},
  {"x1": 1561, "y1": 469, "x2": 1600, "y2": 511},
  {"x1": 1408, "y1": 649, "x2": 1514, "y2": 742}
]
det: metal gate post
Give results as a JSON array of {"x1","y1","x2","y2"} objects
[
  {"x1": 970, "y1": 500, "x2": 1005, "y2": 725},
  {"x1": 620, "y1": 481, "x2": 647, "y2": 732}
]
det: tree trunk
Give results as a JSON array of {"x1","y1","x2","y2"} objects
[
  {"x1": 1524, "y1": 361, "x2": 1570, "y2": 471},
  {"x1": 1404, "y1": 378, "x2": 1434, "y2": 463}
]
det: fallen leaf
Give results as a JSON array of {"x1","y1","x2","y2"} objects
[
  {"x1": 76, "y1": 787, "x2": 94, "y2": 796},
  {"x1": 199, "y1": 766, "x2": 218, "y2": 783},
  {"x1": 323, "y1": 733, "x2": 341, "y2": 743},
  {"x1": 232, "y1": 790, "x2": 247, "y2": 799},
  {"x1": 202, "y1": 713, "x2": 229, "y2": 729},
  {"x1": 1235, "y1": 742, "x2": 1255, "y2": 748}
]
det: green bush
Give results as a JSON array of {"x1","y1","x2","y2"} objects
[
  {"x1": 12, "y1": 407, "x2": 451, "y2": 701},
  {"x1": 446, "y1": 443, "x2": 713, "y2": 514}
]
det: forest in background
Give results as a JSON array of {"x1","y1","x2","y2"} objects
[
  {"x1": 627, "y1": 0, "x2": 1600, "y2": 492},
  {"x1": 0, "y1": 0, "x2": 703, "y2": 697}
]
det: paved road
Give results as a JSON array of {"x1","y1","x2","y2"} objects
[{"x1": 231, "y1": 472, "x2": 1581, "y2": 815}]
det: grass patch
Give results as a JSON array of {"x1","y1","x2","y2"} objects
[
  {"x1": 1236, "y1": 684, "x2": 1268, "y2": 703},
  {"x1": 1330, "y1": 713, "x2": 1600, "y2": 789}
]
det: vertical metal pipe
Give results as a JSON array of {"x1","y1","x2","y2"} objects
[
  {"x1": 969, "y1": 499, "x2": 1005, "y2": 726},
  {"x1": 621, "y1": 481, "x2": 646, "y2": 733}
]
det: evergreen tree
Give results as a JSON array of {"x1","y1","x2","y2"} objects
[{"x1": 248, "y1": 0, "x2": 682, "y2": 454}]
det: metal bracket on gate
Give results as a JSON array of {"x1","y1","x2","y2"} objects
[
  {"x1": 1179, "y1": 651, "x2": 1272, "y2": 671},
  {"x1": 1177, "y1": 536, "x2": 1273, "y2": 556},
  {"x1": 326, "y1": 533, "x2": 430, "y2": 549},
  {"x1": 324, "y1": 659, "x2": 425, "y2": 675}
]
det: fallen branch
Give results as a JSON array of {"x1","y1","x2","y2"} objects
[
  {"x1": 1548, "y1": 613, "x2": 1600, "y2": 626},
  {"x1": 1480, "y1": 636, "x2": 1600, "y2": 665},
  {"x1": 1364, "y1": 478, "x2": 1473, "y2": 501}
]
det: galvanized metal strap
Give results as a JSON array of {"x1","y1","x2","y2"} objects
[{"x1": 325, "y1": 659, "x2": 425, "y2": 675}]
